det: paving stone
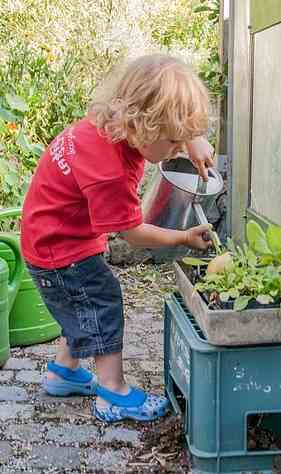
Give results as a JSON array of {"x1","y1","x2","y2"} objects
[
  {"x1": 30, "y1": 446, "x2": 81, "y2": 469},
  {"x1": 127, "y1": 310, "x2": 153, "y2": 321},
  {"x1": 102, "y1": 427, "x2": 141, "y2": 446},
  {"x1": 0, "y1": 386, "x2": 28, "y2": 402},
  {"x1": 0, "y1": 403, "x2": 34, "y2": 420},
  {"x1": 1, "y1": 470, "x2": 41, "y2": 474},
  {"x1": 5, "y1": 423, "x2": 44, "y2": 442},
  {"x1": 149, "y1": 320, "x2": 164, "y2": 332},
  {"x1": 3, "y1": 358, "x2": 37, "y2": 370},
  {"x1": 86, "y1": 447, "x2": 131, "y2": 471},
  {"x1": 123, "y1": 329, "x2": 139, "y2": 344},
  {"x1": 36, "y1": 405, "x2": 91, "y2": 422},
  {"x1": 24, "y1": 344, "x2": 57, "y2": 356},
  {"x1": 123, "y1": 344, "x2": 149, "y2": 360},
  {"x1": 0, "y1": 441, "x2": 13, "y2": 463},
  {"x1": 36, "y1": 388, "x2": 85, "y2": 404},
  {"x1": 147, "y1": 330, "x2": 164, "y2": 344},
  {"x1": 0, "y1": 371, "x2": 14, "y2": 382},
  {"x1": 15, "y1": 370, "x2": 42, "y2": 384},
  {"x1": 45, "y1": 424, "x2": 98, "y2": 443}
]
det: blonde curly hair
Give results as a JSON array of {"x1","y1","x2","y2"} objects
[{"x1": 88, "y1": 54, "x2": 209, "y2": 148}]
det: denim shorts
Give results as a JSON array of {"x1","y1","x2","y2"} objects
[{"x1": 26, "y1": 254, "x2": 124, "y2": 358}]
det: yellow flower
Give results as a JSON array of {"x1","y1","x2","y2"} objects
[{"x1": 46, "y1": 52, "x2": 55, "y2": 62}]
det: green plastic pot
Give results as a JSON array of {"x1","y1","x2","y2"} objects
[
  {"x1": 0, "y1": 234, "x2": 24, "y2": 366},
  {"x1": 0, "y1": 208, "x2": 61, "y2": 347}
]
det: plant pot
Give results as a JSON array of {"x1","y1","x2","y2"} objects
[{"x1": 174, "y1": 261, "x2": 281, "y2": 346}]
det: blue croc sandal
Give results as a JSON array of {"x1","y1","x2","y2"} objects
[
  {"x1": 92, "y1": 385, "x2": 169, "y2": 422},
  {"x1": 43, "y1": 361, "x2": 97, "y2": 396}
]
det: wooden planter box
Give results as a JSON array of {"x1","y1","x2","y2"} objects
[{"x1": 174, "y1": 261, "x2": 281, "y2": 346}]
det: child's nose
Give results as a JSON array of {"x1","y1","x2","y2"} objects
[{"x1": 171, "y1": 143, "x2": 184, "y2": 155}]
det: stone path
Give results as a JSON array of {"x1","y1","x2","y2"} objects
[
  {"x1": 0, "y1": 264, "x2": 188, "y2": 474},
  {"x1": 1, "y1": 261, "x2": 281, "y2": 474}
]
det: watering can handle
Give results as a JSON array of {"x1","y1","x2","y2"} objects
[
  {"x1": 0, "y1": 234, "x2": 24, "y2": 310},
  {"x1": 0, "y1": 208, "x2": 24, "y2": 309}
]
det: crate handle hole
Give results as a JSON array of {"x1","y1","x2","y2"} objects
[{"x1": 247, "y1": 412, "x2": 281, "y2": 452}]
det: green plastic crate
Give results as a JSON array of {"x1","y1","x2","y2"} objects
[{"x1": 164, "y1": 293, "x2": 281, "y2": 473}]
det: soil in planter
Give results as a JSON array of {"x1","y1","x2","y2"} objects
[
  {"x1": 178, "y1": 261, "x2": 281, "y2": 311},
  {"x1": 201, "y1": 291, "x2": 281, "y2": 311}
]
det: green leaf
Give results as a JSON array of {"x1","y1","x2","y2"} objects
[
  {"x1": 266, "y1": 225, "x2": 281, "y2": 255},
  {"x1": 182, "y1": 257, "x2": 209, "y2": 266},
  {"x1": 246, "y1": 220, "x2": 271, "y2": 255},
  {"x1": 0, "y1": 107, "x2": 18, "y2": 122},
  {"x1": 259, "y1": 255, "x2": 274, "y2": 265},
  {"x1": 234, "y1": 296, "x2": 252, "y2": 311},
  {"x1": 5, "y1": 171, "x2": 18, "y2": 186},
  {"x1": 29, "y1": 143, "x2": 45, "y2": 156},
  {"x1": 229, "y1": 288, "x2": 239, "y2": 299},
  {"x1": 220, "y1": 292, "x2": 230, "y2": 302},
  {"x1": 226, "y1": 237, "x2": 237, "y2": 255},
  {"x1": 5, "y1": 93, "x2": 29, "y2": 112},
  {"x1": 0, "y1": 158, "x2": 9, "y2": 175},
  {"x1": 256, "y1": 294, "x2": 273, "y2": 305},
  {"x1": 247, "y1": 249, "x2": 258, "y2": 267},
  {"x1": 16, "y1": 131, "x2": 32, "y2": 153},
  {"x1": 194, "y1": 6, "x2": 211, "y2": 13}
]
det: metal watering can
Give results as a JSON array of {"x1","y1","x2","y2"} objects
[
  {"x1": 0, "y1": 208, "x2": 61, "y2": 347},
  {"x1": 0, "y1": 234, "x2": 24, "y2": 366},
  {"x1": 142, "y1": 156, "x2": 223, "y2": 259}
]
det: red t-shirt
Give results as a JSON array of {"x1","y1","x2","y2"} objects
[{"x1": 21, "y1": 119, "x2": 145, "y2": 269}]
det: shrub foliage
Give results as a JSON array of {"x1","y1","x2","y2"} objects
[{"x1": 0, "y1": 0, "x2": 220, "y2": 206}]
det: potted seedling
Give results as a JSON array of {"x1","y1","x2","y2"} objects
[{"x1": 174, "y1": 221, "x2": 281, "y2": 345}]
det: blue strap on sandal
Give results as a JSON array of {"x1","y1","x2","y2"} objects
[
  {"x1": 95, "y1": 385, "x2": 146, "y2": 407},
  {"x1": 43, "y1": 361, "x2": 97, "y2": 396},
  {"x1": 92, "y1": 385, "x2": 169, "y2": 422}
]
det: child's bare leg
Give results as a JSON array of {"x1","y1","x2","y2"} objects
[
  {"x1": 95, "y1": 351, "x2": 129, "y2": 408},
  {"x1": 47, "y1": 337, "x2": 79, "y2": 380}
]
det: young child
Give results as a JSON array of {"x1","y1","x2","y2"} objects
[{"x1": 21, "y1": 53, "x2": 214, "y2": 423}]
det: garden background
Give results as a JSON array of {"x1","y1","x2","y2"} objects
[{"x1": 0, "y1": 0, "x2": 224, "y2": 208}]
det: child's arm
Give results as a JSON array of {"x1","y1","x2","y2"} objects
[{"x1": 121, "y1": 223, "x2": 212, "y2": 250}]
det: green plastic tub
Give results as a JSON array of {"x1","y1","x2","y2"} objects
[
  {"x1": 0, "y1": 258, "x2": 9, "y2": 365},
  {"x1": 0, "y1": 207, "x2": 61, "y2": 347},
  {"x1": 0, "y1": 241, "x2": 61, "y2": 347}
]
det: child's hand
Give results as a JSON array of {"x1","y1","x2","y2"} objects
[
  {"x1": 185, "y1": 224, "x2": 213, "y2": 250},
  {"x1": 186, "y1": 136, "x2": 214, "y2": 181}
]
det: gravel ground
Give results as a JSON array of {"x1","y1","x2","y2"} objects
[{"x1": 1, "y1": 260, "x2": 281, "y2": 474}]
